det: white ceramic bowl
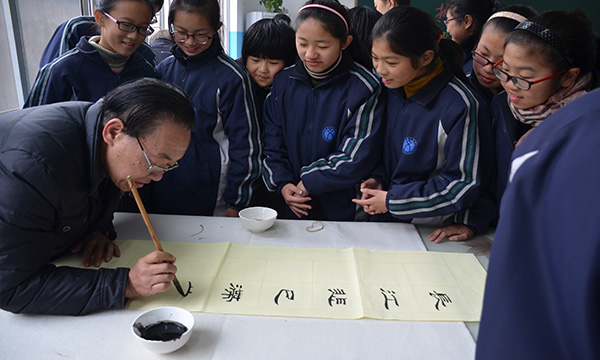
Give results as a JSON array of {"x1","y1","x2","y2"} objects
[
  {"x1": 131, "y1": 306, "x2": 194, "y2": 354},
  {"x1": 239, "y1": 206, "x2": 278, "y2": 232}
]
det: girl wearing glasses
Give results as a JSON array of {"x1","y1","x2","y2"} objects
[
  {"x1": 428, "y1": 5, "x2": 539, "y2": 243},
  {"x1": 468, "y1": 6, "x2": 538, "y2": 103},
  {"x1": 444, "y1": 0, "x2": 503, "y2": 75},
  {"x1": 25, "y1": 0, "x2": 158, "y2": 108},
  {"x1": 133, "y1": 0, "x2": 261, "y2": 217},
  {"x1": 38, "y1": 0, "x2": 163, "y2": 69},
  {"x1": 354, "y1": 7, "x2": 493, "y2": 234},
  {"x1": 492, "y1": 10, "x2": 598, "y2": 204}
]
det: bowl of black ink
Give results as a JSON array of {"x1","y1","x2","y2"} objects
[{"x1": 132, "y1": 306, "x2": 194, "y2": 354}]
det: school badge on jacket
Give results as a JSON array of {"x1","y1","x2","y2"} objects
[
  {"x1": 322, "y1": 126, "x2": 337, "y2": 142},
  {"x1": 402, "y1": 137, "x2": 417, "y2": 154}
]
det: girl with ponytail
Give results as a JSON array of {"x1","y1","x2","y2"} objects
[{"x1": 354, "y1": 6, "x2": 493, "y2": 239}]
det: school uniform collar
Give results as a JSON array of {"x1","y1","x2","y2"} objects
[
  {"x1": 77, "y1": 36, "x2": 146, "y2": 72},
  {"x1": 290, "y1": 51, "x2": 354, "y2": 87},
  {"x1": 392, "y1": 60, "x2": 454, "y2": 107},
  {"x1": 173, "y1": 38, "x2": 223, "y2": 67}
]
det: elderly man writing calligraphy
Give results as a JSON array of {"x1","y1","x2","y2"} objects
[{"x1": 0, "y1": 78, "x2": 194, "y2": 315}]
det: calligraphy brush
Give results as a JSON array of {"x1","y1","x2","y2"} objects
[{"x1": 126, "y1": 176, "x2": 192, "y2": 297}]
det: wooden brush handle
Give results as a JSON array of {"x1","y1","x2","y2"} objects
[{"x1": 126, "y1": 176, "x2": 163, "y2": 251}]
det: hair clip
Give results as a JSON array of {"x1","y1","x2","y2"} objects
[{"x1": 515, "y1": 21, "x2": 571, "y2": 65}]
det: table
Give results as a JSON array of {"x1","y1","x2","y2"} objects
[{"x1": 0, "y1": 213, "x2": 487, "y2": 359}]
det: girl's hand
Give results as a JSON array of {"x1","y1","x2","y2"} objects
[
  {"x1": 352, "y1": 188, "x2": 388, "y2": 215},
  {"x1": 428, "y1": 224, "x2": 474, "y2": 243},
  {"x1": 281, "y1": 183, "x2": 312, "y2": 218},
  {"x1": 296, "y1": 180, "x2": 309, "y2": 196},
  {"x1": 359, "y1": 178, "x2": 382, "y2": 200},
  {"x1": 225, "y1": 208, "x2": 239, "y2": 217}
]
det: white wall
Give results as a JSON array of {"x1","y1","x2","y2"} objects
[
  {"x1": 1, "y1": 0, "x2": 82, "y2": 111},
  {"x1": 243, "y1": 0, "x2": 356, "y2": 29}
]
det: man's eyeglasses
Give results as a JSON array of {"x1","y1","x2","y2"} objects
[
  {"x1": 444, "y1": 15, "x2": 463, "y2": 26},
  {"x1": 170, "y1": 24, "x2": 213, "y2": 45},
  {"x1": 137, "y1": 137, "x2": 179, "y2": 173},
  {"x1": 471, "y1": 51, "x2": 496, "y2": 67},
  {"x1": 492, "y1": 59, "x2": 569, "y2": 91},
  {"x1": 103, "y1": 12, "x2": 154, "y2": 36}
]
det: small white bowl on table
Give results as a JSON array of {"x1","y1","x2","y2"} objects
[
  {"x1": 239, "y1": 206, "x2": 278, "y2": 232},
  {"x1": 131, "y1": 306, "x2": 194, "y2": 354}
]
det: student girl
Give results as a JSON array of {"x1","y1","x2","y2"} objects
[
  {"x1": 38, "y1": 0, "x2": 163, "y2": 69},
  {"x1": 427, "y1": 5, "x2": 539, "y2": 243},
  {"x1": 444, "y1": 0, "x2": 503, "y2": 75},
  {"x1": 134, "y1": 0, "x2": 261, "y2": 217},
  {"x1": 262, "y1": 0, "x2": 385, "y2": 221},
  {"x1": 239, "y1": 18, "x2": 296, "y2": 211},
  {"x1": 492, "y1": 10, "x2": 598, "y2": 203},
  {"x1": 467, "y1": 5, "x2": 538, "y2": 103},
  {"x1": 354, "y1": 6, "x2": 493, "y2": 232},
  {"x1": 240, "y1": 18, "x2": 297, "y2": 120},
  {"x1": 25, "y1": 0, "x2": 158, "y2": 107}
]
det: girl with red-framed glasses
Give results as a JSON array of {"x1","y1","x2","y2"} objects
[{"x1": 491, "y1": 10, "x2": 597, "y2": 209}]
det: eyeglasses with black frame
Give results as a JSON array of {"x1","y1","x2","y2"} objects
[
  {"x1": 170, "y1": 24, "x2": 213, "y2": 45},
  {"x1": 103, "y1": 12, "x2": 154, "y2": 36},
  {"x1": 492, "y1": 59, "x2": 569, "y2": 91},
  {"x1": 444, "y1": 15, "x2": 463, "y2": 26},
  {"x1": 471, "y1": 50, "x2": 496, "y2": 67},
  {"x1": 136, "y1": 137, "x2": 179, "y2": 173}
]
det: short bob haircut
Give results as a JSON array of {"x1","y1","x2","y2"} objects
[{"x1": 241, "y1": 18, "x2": 297, "y2": 67}]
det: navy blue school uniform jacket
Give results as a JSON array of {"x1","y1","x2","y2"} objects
[
  {"x1": 491, "y1": 91, "x2": 531, "y2": 204},
  {"x1": 0, "y1": 101, "x2": 126, "y2": 315},
  {"x1": 25, "y1": 36, "x2": 158, "y2": 108},
  {"x1": 461, "y1": 33, "x2": 478, "y2": 76},
  {"x1": 262, "y1": 54, "x2": 384, "y2": 221},
  {"x1": 38, "y1": 16, "x2": 156, "y2": 69},
  {"x1": 374, "y1": 63, "x2": 493, "y2": 230},
  {"x1": 135, "y1": 40, "x2": 261, "y2": 215},
  {"x1": 467, "y1": 72, "x2": 494, "y2": 105},
  {"x1": 477, "y1": 89, "x2": 600, "y2": 360},
  {"x1": 234, "y1": 57, "x2": 271, "y2": 125},
  {"x1": 459, "y1": 72, "x2": 498, "y2": 233}
]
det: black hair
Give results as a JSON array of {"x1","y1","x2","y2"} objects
[
  {"x1": 372, "y1": 6, "x2": 466, "y2": 81},
  {"x1": 506, "y1": 10, "x2": 597, "y2": 76},
  {"x1": 447, "y1": 0, "x2": 504, "y2": 33},
  {"x1": 96, "y1": 0, "x2": 154, "y2": 17},
  {"x1": 296, "y1": 0, "x2": 371, "y2": 68},
  {"x1": 482, "y1": 4, "x2": 539, "y2": 35},
  {"x1": 273, "y1": 13, "x2": 291, "y2": 25},
  {"x1": 350, "y1": 6, "x2": 382, "y2": 51},
  {"x1": 101, "y1": 78, "x2": 195, "y2": 137},
  {"x1": 242, "y1": 18, "x2": 297, "y2": 66},
  {"x1": 168, "y1": 0, "x2": 222, "y2": 50},
  {"x1": 148, "y1": 0, "x2": 164, "y2": 12}
]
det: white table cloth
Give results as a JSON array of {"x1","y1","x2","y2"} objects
[{"x1": 0, "y1": 213, "x2": 477, "y2": 359}]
